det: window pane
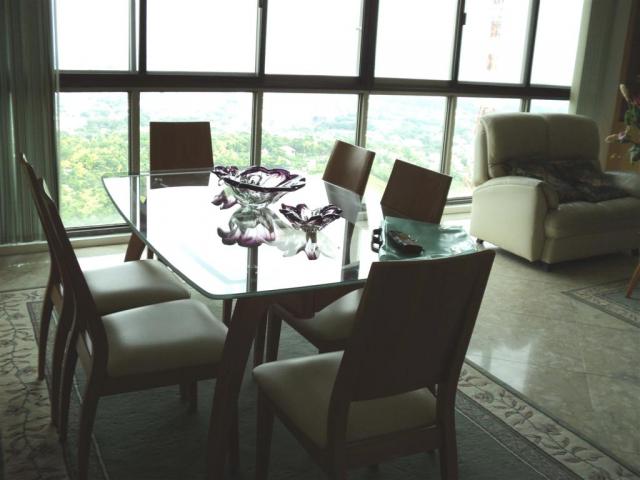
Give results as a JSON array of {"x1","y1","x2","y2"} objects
[
  {"x1": 56, "y1": 0, "x2": 130, "y2": 71},
  {"x1": 450, "y1": 97, "x2": 521, "y2": 198},
  {"x1": 529, "y1": 99, "x2": 570, "y2": 114},
  {"x1": 530, "y1": 0, "x2": 583, "y2": 86},
  {"x1": 375, "y1": 0, "x2": 457, "y2": 80},
  {"x1": 147, "y1": 0, "x2": 257, "y2": 72},
  {"x1": 265, "y1": 0, "x2": 362, "y2": 76},
  {"x1": 366, "y1": 95, "x2": 447, "y2": 196},
  {"x1": 140, "y1": 92, "x2": 253, "y2": 171},
  {"x1": 261, "y1": 93, "x2": 358, "y2": 175},
  {"x1": 459, "y1": 0, "x2": 531, "y2": 84},
  {"x1": 58, "y1": 93, "x2": 129, "y2": 227}
]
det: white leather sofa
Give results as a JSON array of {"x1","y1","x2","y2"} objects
[{"x1": 470, "y1": 113, "x2": 640, "y2": 266}]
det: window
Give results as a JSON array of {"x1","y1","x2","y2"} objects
[
  {"x1": 530, "y1": 0, "x2": 584, "y2": 86},
  {"x1": 375, "y1": 0, "x2": 458, "y2": 80},
  {"x1": 56, "y1": 1, "x2": 580, "y2": 229},
  {"x1": 265, "y1": 0, "x2": 363, "y2": 76},
  {"x1": 58, "y1": 93, "x2": 129, "y2": 227},
  {"x1": 450, "y1": 97, "x2": 521, "y2": 197},
  {"x1": 366, "y1": 95, "x2": 447, "y2": 195},
  {"x1": 529, "y1": 99, "x2": 570, "y2": 114},
  {"x1": 56, "y1": 0, "x2": 131, "y2": 71},
  {"x1": 147, "y1": 0, "x2": 258, "y2": 73},
  {"x1": 139, "y1": 92, "x2": 253, "y2": 171},
  {"x1": 261, "y1": 93, "x2": 358, "y2": 174},
  {"x1": 459, "y1": 0, "x2": 532, "y2": 84}
]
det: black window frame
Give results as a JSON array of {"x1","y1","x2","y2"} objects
[{"x1": 57, "y1": 0, "x2": 572, "y2": 234}]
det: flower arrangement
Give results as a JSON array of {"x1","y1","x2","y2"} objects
[{"x1": 605, "y1": 84, "x2": 640, "y2": 163}]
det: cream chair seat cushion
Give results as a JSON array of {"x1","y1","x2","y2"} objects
[
  {"x1": 102, "y1": 299, "x2": 226, "y2": 377},
  {"x1": 254, "y1": 352, "x2": 437, "y2": 448},
  {"x1": 84, "y1": 259, "x2": 190, "y2": 315},
  {"x1": 288, "y1": 290, "x2": 362, "y2": 343}
]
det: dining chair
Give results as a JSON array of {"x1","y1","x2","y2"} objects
[
  {"x1": 251, "y1": 141, "x2": 376, "y2": 364},
  {"x1": 322, "y1": 140, "x2": 376, "y2": 196},
  {"x1": 266, "y1": 160, "x2": 453, "y2": 357},
  {"x1": 254, "y1": 250, "x2": 495, "y2": 480},
  {"x1": 124, "y1": 121, "x2": 214, "y2": 262},
  {"x1": 35, "y1": 175, "x2": 238, "y2": 480},
  {"x1": 20, "y1": 155, "x2": 192, "y2": 423}
]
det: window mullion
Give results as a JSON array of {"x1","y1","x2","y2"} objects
[
  {"x1": 256, "y1": 0, "x2": 268, "y2": 77},
  {"x1": 129, "y1": 90, "x2": 140, "y2": 174},
  {"x1": 450, "y1": 0, "x2": 466, "y2": 83},
  {"x1": 139, "y1": 0, "x2": 147, "y2": 73},
  {"x1": 251, "y1": 91, "x2": 263, "y2": 167},
  {"x1": 441, "y1": 96, "x2": 457, "y2": 176},
  {"x1": 522, "y1": 0, "x2": 541, "y2": 86},
  {"x1": 359, "y1": 0, "x2": 379, "y2": 87},
  {"x1": 356, "y1": 92, "x2": 369, "y2": 147}
]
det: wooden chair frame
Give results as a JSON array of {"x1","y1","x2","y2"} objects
[
  {"x1": 256, "y1": 250, "x2": 495, "y2": 480},
  {"x1": 267, "y1": 159, "x2": 454, "y2": 357},
  {"x1": 34, "y1": 177, "x2": 238, "y2": 480},
  {"x1": 322, "y1": 140, "x2": 375, "y2": 197}
]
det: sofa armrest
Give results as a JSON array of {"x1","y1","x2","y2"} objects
[
  {"x1": 470, "y1": 176, "x2": 555, "y2": 262},
  {"x1": 603, "y1": 171, "x2": 640, "y2": 198},
  {"x1": 475, "y1": 176, "x2": 559, "y2": 209}
]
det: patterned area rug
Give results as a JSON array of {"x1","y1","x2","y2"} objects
[
  {"x1": 1, "y1": 288, "x2": 639, "y2": 480},
  {"x1": 564, "y1": 279, "x2": 640, "y2": 329}
]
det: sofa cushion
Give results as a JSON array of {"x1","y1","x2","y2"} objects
[
  {"x1": 544, "y1": 196, "x2": 640, "y2": 239},
  {"x1": 503, "y1": 157, "x2": 583, "y2": 203},
  {"x1": 481, "y1": 114, "x2": 549, "y2": 179},
  {"x1": 504, "y1": 157, "x2": 628, "y2": 204},
  {"x1": 552, "y1": 158, "x2": 628, "y2": 202}
]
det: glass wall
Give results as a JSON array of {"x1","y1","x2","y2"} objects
[
  {"x1": 55, "y1": 0, "x2": 580, "y2": 229},
  {"x1": 58, "y1": 92, "x2": 129, "y2": 227}
]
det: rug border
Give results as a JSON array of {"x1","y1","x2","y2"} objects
[
  {"x1": 563, "y1": 279, "x2": 639, "y2": 329},
  {"x1": 6, "y1": 287, "x2": 640, "y2": 479},
  {"x1": 465, "y1": 357, "x2": 640, "y2": 477}
]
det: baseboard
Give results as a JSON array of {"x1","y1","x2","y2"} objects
[{"x1": 0, "y1": 234, "x2": 130, "y2": 256}]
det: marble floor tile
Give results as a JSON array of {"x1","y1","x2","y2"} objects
[
  {"x1": 579, "y1": 325, "x2": 640, "y2": 382},
  {"x1": 469, "y1": 310, "x2": 586, "y2": 372}
]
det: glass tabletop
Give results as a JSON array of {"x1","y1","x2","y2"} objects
[{"x1": 103, "y1": 169, "x2": 477, "y2": 299}]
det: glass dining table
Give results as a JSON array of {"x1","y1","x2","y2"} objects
[{"x1": 102, "y1": 168, "x2": 478, "y2": 479}]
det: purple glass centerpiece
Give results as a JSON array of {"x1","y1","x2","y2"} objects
[
  {"x1": 217, "y1": 207, "x2": 278, "y2": 247},
  {"x1": 279, "y1": 203, "x2": 342, "y2": 260},
  {"x1": 213, "y1": 166, "x2": 306, "y2": 208}
]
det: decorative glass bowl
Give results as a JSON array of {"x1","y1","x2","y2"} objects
[
  {"x1": 217, "y1": 207, "x2": 278, "y2": 247},
  {"x1": 279, "y1": 203, "x2": 343, "y2": 233},
  {"x1": 279, "y1": 203, "x2": 342, "y2": 260},
  {"x1": 213, "y1": 166, "x2": 306, "y2": 208}
]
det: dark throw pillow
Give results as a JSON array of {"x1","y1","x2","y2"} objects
[{"x1": 503, "y1": 158, "x2": 585, "y2": 203}]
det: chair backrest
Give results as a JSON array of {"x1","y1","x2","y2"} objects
[
  {"x1": 149, "y1": 121, "x2": 214, "y2": 171},
  {"x1": 322, "y1": 140, "x2": 375, "y2": 196},
  {"x1": 381, "y1": 159, "x2": 452, "y2": 223},
  {"x1": 34, "y1": 173, "x2": 108, "y2": 363},
  {"x1": 334, "y1": 250, "x2": 494, "y2": 406}
]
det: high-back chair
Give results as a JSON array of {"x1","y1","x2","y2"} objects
[
  {"x1": 381, "y1": 159, "x2": 452, "y2": 222},
  {"x1": 35, "y1": 176, "x2": 235, "y2": 480},
  {"x1": 322, "y1": 140, "x2": 375, "y2": 196},
  {"x1": 267, "y1": 160, "x2": 452, "y2": 357},
  {"x1": 254, "y1": 250, "x2": 495, "y2": 480},
  {"x1": 125, "y1": 121, "x2": 214, "y2": 261},
  {"x1": 20, "y1": 155, "x2": 190, "y2": 428},
  {"x1": 149, "y1": 121, "x2": 214, "y2": 172}
]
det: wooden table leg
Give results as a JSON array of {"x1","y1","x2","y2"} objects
[
  {"x1": 626, "y1": 262, "x2": 640, "y2": 298},
  {"x1": 206, "y1": 296, "x2": 269, "y2": 480}
]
